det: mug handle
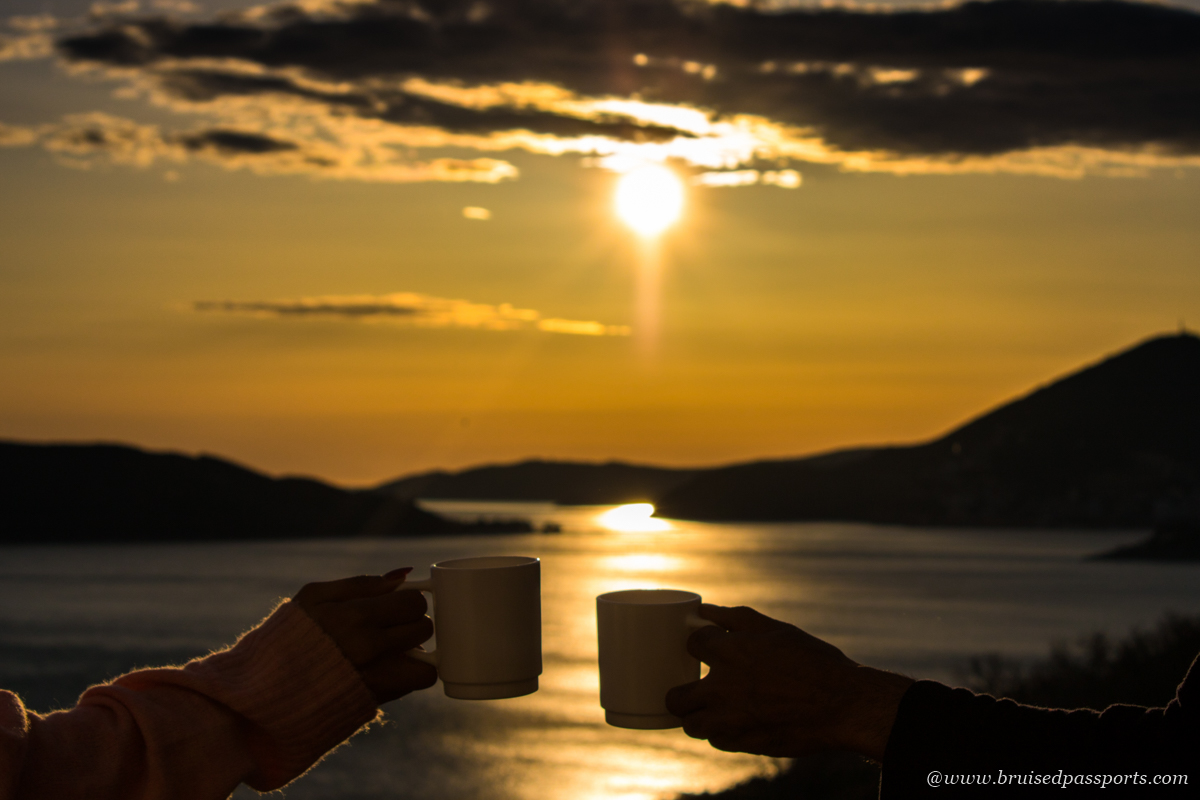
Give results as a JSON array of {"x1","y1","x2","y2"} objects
[
  {"x1": 686, "y1": 614, "x2": 718, "y2": 631},
  {"x1": 403, "y1": 577, "x2": 438, "y2": 666}
]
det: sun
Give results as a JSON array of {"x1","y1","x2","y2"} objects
[{"x1": 614, "y1": 165, "x2": 685, "y2": 237}]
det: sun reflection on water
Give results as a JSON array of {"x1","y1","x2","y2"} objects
[
  {"x1": 596, "y1": 503, "x2": 673, "y2": 532},
  {"x1": 602, "y1": 554, "x2": 682, "y2": 573}
]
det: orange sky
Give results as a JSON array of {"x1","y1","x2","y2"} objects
[{"x1": 2, "y1": 0, "x2": 1199, "y2": 484}]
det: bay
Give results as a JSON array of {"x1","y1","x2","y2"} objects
[{"x1": 2, "y1": 507, "x2": 1198, "y2": 800}]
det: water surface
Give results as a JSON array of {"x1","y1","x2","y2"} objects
[{"x1": 2, "y1": 510, "x2": 1198, "y2": 800}]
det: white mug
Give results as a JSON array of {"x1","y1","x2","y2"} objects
[
  {"x1": 596, "y1": 589, "x2": 714, "y2": 729},
  {"x1": 406, "y1": 555, "x2": 542, "y2": 700}
]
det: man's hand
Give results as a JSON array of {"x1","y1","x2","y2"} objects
[
  {"x1": 293, "y1": 569, "x2": 438, "y2": 704},
  {"x1": 664, "y1": 604, "x2": 913, "y2": 762}
]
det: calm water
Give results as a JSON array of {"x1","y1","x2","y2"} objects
[{"x1": 2, "y1": 508, "x2": 1199, "y2": 800}]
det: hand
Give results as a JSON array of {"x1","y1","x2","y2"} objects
[
  {"x1": 664, "y1": 604, "x2": 913, "y2": 761},
  {"x1": 293, "y1": 569, "x2": 438, "y2": 704}
]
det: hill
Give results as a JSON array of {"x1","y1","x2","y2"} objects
[
  {"x1": 0, "y1": 441, "x2": 530, "y2": 543},
  {"x1": 654, "y1": 333, "x2": 1200, "y2": 525},
  {"x1": 377, "y1": 460, "x2": 698, "y2": 505},
  {"x1": 7, "y1": 332, "x2": 1197, "y2": 536}
]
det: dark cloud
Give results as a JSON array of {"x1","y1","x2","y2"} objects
[
  {"x1": 177, "y1": 128, "x2": 299, "y2": 154},
  {"x1": 195, "y1": 298, "x2": 421, "y2": 317},
  {"x1": 193, "y1": 293, "x2": 632, "y2": 335},
  {"x1": 157, "y1": 67, "x2": 689, "y2": 142},
  {"x1": 52, "y1": 0, "x2": 1200, "y2": 161},
  {"x1": 0, "y1": 111, "x2": 520, "y2": 183}
]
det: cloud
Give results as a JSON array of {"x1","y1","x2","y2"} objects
[
  {"x1": 0, "y1": 32, "x2": 52, "y2": 61},
  {"x1": 0, "y1": 123, "x2": 40, "y2": 146},
  {"x1": 693, "y1": 168, "x2": 800, "y2": 188},
  {"x1": 462, "y1": 206, "x2": 491, "y2": 219},
  {"x1": 7, "y1": 15, "x2": 59, "y2": 32},
  {"x1": 9, "y1": 0, "x2": 1200, "y2": 179},
  {"x1": 2, "y1": 112, "x2": 520, "y2": 182},
  {"x1": 89, "y1": 1, "x2": 142, "y2": 18},
  {"x1": 193, "y1": 292, "x2": 632, "y2": 336}
]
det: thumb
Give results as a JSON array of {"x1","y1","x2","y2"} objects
[{"x1": 699, "y1": 603, "x2": 786, "y2": 633}]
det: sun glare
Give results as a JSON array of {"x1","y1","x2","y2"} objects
[
  {"x1": 596, "y1": 503, "x2": 673, "y2": 532},
  {"x1": 614, "y1": 166, "x2": 684, "y2": 237}
]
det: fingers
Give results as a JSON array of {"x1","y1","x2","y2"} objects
[
  {"x1": 686, "y1": 624, "x2": 729, "y2": 662},
  {"x1": 665, "y1": 680, "x2": 706, "y2": 717},
  {"x1": 359, "y1": 652, "x2": 439, "y2": 704},
  {"x1": 379, "y1": 616, "x2": 435, "y2": 653},
  {"x1": 293, "y1": 569, "x2": 412, "y2": 606},
  {"x1": 322, "y1": 613, "x2": 434, "y2": 666},
  {"x1": 686, "y1": 604, "x2": 786, "y2": 663},
  {"x1": 698, "y1": 603, "x2": 785, "y2": 633},
  {"x1": 355, "y1": 589, "x2": 428, "y2": 629}
]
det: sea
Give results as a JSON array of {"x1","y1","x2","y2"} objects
[{"x1": 2, "y1": 504, "x2": 1199, "y2": 800}]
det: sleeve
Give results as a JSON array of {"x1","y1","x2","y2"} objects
[
  {"x1": 880, "y1": 655, "x2": 1199, "y2": 796},
  {"x1": 0, "y1": 600, "x2": 381, "y2": 800}
]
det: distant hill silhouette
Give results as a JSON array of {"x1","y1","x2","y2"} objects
[
  {"x1": 1094, "y1": 519, "x2": 1200, "y2": 561},
  {"x1": 8, "y1": 333, "x2": 1198, "y2": 539},
  {"x1": 377, "y1": 460, "x2": 698, "y2": 505},
  {"x1": 654, "y1": 333, "x2": 1200, "y2": 526},
  {"x1": 0, "y1": 442, "x2": 531, "y2": 543}
]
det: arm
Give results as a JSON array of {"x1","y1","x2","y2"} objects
[
  {"x1": 882, "y1": 658, "x2": 1199, "y2": 795},
  {"x1": 666, "y1": 605, "x2": 1199, "y2": 790},
  {"x1": 0, "y1": 571, "x2": 436, "y2": 800}
]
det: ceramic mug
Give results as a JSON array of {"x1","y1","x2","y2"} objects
[
  {"x1": 596, "y1": 588, "x2": 715, "y2": 729},
  {"x1": 407, "y1": 555, "x2": 542, "y2": 699}
]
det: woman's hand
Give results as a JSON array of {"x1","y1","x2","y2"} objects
[
  {"x1": 664, "y1": 604, "x2": 913, "y2": 761},
  {"x1": 293, "y1": 569, "x2": 438, "y2": 704}
]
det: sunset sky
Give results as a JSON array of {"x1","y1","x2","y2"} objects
[{"x1": 2, "y1": 0, "x2": 1199, "y2": 485}]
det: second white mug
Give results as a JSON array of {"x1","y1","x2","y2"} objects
[
  {"x1": 406, "y1": 555, "x2": 542, "y2": 700},
  {"x1": 596, "y1": 588, "x2": 714, "y2": 729}
]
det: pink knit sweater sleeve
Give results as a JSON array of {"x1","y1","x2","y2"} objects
[{"x1": 0, "y1": 600, "x2": 381, "y2": 800}]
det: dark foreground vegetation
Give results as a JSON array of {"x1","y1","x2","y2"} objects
[
  {"x1": 680, "y1": 613, "x2": 1200, "y2": 800},
  {"x1": 1096, "y1": 520, "x2": 1200, "y2": 561}
]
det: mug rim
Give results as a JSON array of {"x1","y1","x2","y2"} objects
[
  {"x1": 433, "y1": 555, "x2": 539, "y2": 571},
  {"x1": 597, "y1": 588, "x2": 700, "y2": 605}
]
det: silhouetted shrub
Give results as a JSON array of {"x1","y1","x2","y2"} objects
[{"x1": 960, "y1": 612, "x2": 1200, "y2": 710}]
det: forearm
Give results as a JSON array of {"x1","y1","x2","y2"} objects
[
  {"x1": 14, "y1": 689, "x2": 254, "y2": 800},
  {"x1": 881, "y1": 676, "x2": 1199, "y2": 796},
  {"x1": 833, "y1": 666, "x2": 914, "y2": 762},
  {"x1": 2, "y1": 601, "x2": 380, "y2": 800}
]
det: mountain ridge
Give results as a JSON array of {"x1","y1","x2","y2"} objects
[
  {"x1": 377, "y1": 332, "x2": 1200, "y2": 527},
  {"x1": 654, "y1": 332, "x2": 1200, "y2": 525},
  {"x1": 377, "y1": 459, "x2": 699, "y2": 505},
  {"x1": 0, "y1": 441, "x2": 530, "y2": 543},
  {"x1": 4, "y1": 332, "x2": 1197, "y2": 538}
]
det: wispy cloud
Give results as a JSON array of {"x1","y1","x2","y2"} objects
[
  {"x1": 0, "y1": 32, "x2": 52, "y2": 62},
  {"x1": 0, "y1": 112, "x2": 519, "y2": 182},
  {"x1": 193, "y1": 292, "x2": 632, "y2": 336},
  {"x1": 694, "y1": 169, "x2": 800, "y2": 188},
  {"x1": 6, "y1": 0, "x2": 1200, "y2": 180},
  {"x1": 0, "y1": 122, "x2": 39, "y2": 146}
]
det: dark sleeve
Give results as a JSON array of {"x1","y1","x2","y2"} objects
[{"x1": 880, "y1": 655, "x2": 1199, "y2": 796}]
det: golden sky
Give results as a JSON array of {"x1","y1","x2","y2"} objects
[{"x1": 2, "y1": 0, "x2": 1199, "y2": 484}]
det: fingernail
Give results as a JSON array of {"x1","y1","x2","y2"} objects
[{"x1": 384, "y1": 567, "x2": 414, "y2": 583}]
